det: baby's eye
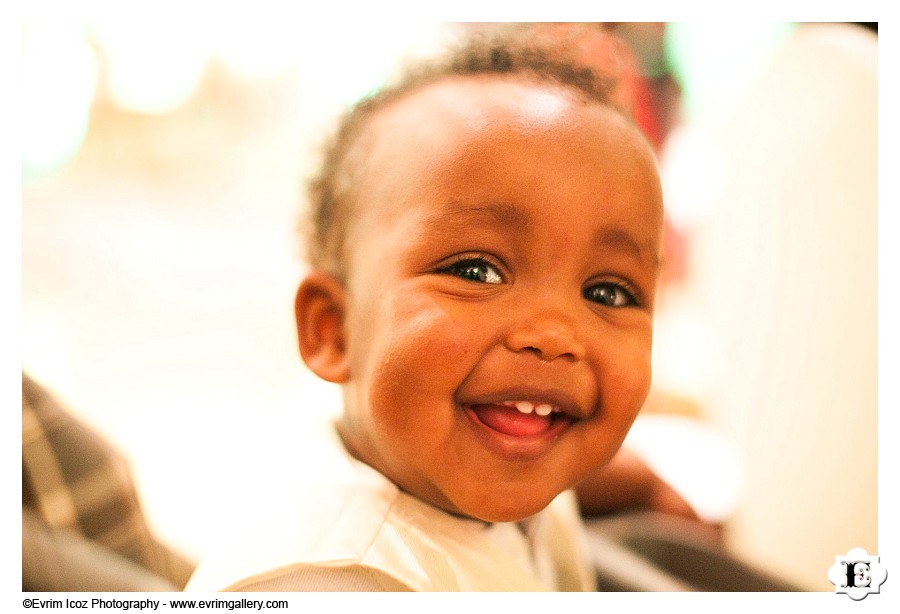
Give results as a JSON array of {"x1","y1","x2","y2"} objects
[
  {"x1": 582, "y1": 282, "x2": 636, "y2": 307},
  {"x1": 441, "y1": 258, "x2": 503, "y2": 284}
]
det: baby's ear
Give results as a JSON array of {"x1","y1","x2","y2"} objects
[{"x1": 294, "y1": 270, "x2": 350, "y2": 383}]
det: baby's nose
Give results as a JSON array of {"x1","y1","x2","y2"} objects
[{"x1": 503, "y1": 311, "x2": 586, "y2": 362}]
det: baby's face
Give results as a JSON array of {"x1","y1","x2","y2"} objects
[{"x1": 336, "y1": 75, "x2": 664, "y2": 522}]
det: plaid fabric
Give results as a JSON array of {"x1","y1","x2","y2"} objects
[{"x1": 22, "y1": 373, "x2": 194, "y2": 590}]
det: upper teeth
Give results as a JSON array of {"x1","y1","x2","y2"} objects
[{"x1": 500, "y1": 401, "x2": 558, "y2": 416}]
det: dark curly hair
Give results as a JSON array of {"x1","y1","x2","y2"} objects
[{"x1": 304, "y1": 24, "x2": 633, "y2": 280}]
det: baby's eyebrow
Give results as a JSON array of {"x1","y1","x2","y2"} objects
[
  {"x1": 594, "y1": 226, "x2": 660, "y2": 270},
  {"x1": 423, "y1": 201, "x2": 533, "y2": 232}
]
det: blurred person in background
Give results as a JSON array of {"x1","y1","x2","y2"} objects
[{"x1": 22, "y1": 373, "x2": 195, "y2": 591}]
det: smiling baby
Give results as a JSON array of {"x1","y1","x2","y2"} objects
[{"x1": 188, "y1": 25, "x2": 664, "y2": 592}]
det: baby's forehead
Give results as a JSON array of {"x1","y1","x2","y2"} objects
[
  {"x1": 352, "y1": 74, "x2": 645, "y2": 186},
  {"x1": 369, "y1": 74, "x2": 610, "y2": 136},
  {"x1": 344, "y1": 72, "x2": 662, "y2": 243}
]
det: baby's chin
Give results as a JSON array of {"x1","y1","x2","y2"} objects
[{"x1": 439, "y1": 491, "x2": 558, "y2": 524}]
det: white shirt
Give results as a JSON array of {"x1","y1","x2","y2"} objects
[{"x1": 186, "y1": 421, "x2": 596, "y2": 592}]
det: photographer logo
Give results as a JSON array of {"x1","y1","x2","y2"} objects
[{"x1": 827, "y1": 547, "x2": 887, "y2": 600}]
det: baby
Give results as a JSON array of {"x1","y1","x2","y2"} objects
[{"x1": 188, "y1": 26, "x2": 664, "y2": 592}]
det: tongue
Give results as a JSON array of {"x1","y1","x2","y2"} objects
[{"x1": 471, "y1": 404, "x2": 552, "y2": 437}]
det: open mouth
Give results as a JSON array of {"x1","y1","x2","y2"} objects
[{"x1": 466, "y1": 400, "x2": 570, "y2": 438}]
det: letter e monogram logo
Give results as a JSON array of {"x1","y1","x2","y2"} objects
[{"x1": 827, "y1": 547, "x2": 887, "y2": 600}]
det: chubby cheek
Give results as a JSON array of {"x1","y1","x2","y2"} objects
[
  {"x1": 375, "y1": 292, "x2": 477, "y2": 370},
  {"x1": 349, "y1": 289, "x2": 481, "y2": 438},
  {"x1": 579, "y1": 332, "x2": 653, "y2": 463},
  {"x1": 605, "y1": 339, "x2": 652, "y2": 420}
]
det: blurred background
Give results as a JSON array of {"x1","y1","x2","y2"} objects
[{"x1": 20, "y1": 20, "x2": 878, "y2": 591}]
